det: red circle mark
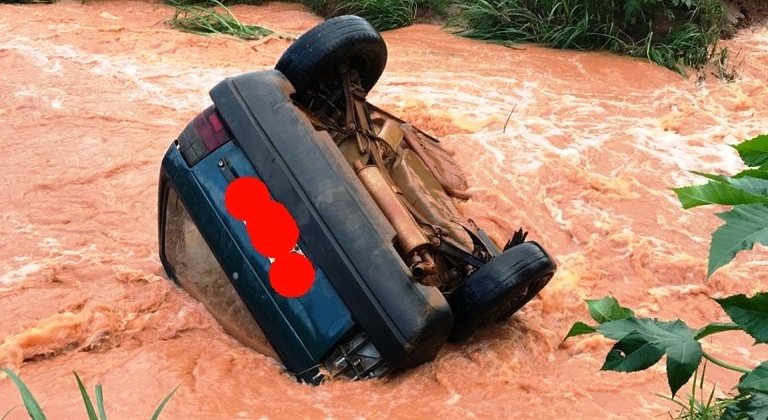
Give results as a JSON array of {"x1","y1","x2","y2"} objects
[
  {"x1": 269, "y1": 252, "x2": 316, "y2": 298},
  {"x1": 245, "y1": 201, "x2": 299, "y2": 258},
  {"x1": 224, "y1": 176, "x2": 270, "y2": 220}
]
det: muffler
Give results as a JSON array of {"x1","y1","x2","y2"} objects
[{"x1": 354, "y1": 161, "x2": 430, "y2": 257}]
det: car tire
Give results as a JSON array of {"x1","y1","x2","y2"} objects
[
  {"x1": 447, "y1": 241, "x2": 556, "y2": 342},
  {"x1": 275, "y1": 15, "x2": 387, "y2": 97}
]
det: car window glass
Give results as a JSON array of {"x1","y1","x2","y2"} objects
[{"x1": 163, "y1": 188, "x2": 278, "y2": 359}]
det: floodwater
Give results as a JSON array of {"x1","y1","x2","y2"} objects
[{"x1": 1, "y1": 1, "x2": 767, "y2": 418}]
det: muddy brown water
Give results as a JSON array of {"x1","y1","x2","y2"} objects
[{"x1": 1, "y1": 2, "x2": 767, "y2": 419}]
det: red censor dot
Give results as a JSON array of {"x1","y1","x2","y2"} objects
[
  {"x1": 224, "y1": 176, "x2": 316, "y2": 298},
  {"x1": 269, "y1": 252, "x2": 316, "y2": 298},
  {"x1": 225, "y1": 177, "x2": 269, "y2": 220},
  {"x1": 245, "y1": 201, "x2": 299, "y2": 258}
]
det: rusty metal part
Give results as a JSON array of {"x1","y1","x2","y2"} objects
[
  {"x1": 410, "y1": 249, "x2": 437, "y2": 279},
  {"x1": 341, "y1": 65, "x2": 373, "y2": 155},
  {"x1": 400, "y1": 123, "x2": 472, "y2": 200},
  {"x1": 377, "y1": 118, "x2": 404, "y2": 151},
  {"x1": 355, "y1": 161, "x2": 430, "y2": 256}
]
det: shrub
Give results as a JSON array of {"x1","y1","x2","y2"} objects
[{"x1": 564, "y1": 134, "x2": 768, "y2": 419}]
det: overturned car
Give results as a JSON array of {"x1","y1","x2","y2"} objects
[{"x1": 158, "y1": 15, "x2": 557, "y2": 384}]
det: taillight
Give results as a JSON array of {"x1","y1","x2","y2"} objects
[{"x1": 177, "y1": 105, "x2": 232, "y2": 166}]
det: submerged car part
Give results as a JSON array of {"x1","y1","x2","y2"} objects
[{"x1": 158, "y1": 15, "x2": 557, "y2": 384}]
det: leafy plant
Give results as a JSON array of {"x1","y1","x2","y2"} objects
[
  {"x1": 1, "y1": 368, "x2": 178, "y2": 420},
  {"x1": 672, "y1": 134, "x2": 768, "y2": 277},
  {"x1": 660, "y1": 363, "x2": 736, "y2": 419},
  {"x1": 565, "y1": 134, "x2": 768, "y2": 419},
  {"x1": 167, "y1": 0, "x2": 275, "y2": 40}
]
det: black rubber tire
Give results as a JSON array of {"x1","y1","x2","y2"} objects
[
  {"x1": 275, "y1": 15, "x2": 387, "y2": 96},
  {"x1": 447, "y1": 242, "x2": 557, "y2": 342}
]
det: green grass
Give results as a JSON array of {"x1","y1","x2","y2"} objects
[
  {"x1": 160, "y1": 0, "x2": 732, "y2": 77},
  {"x1": 167, "y1": 0, "x2": 275, "y2": 40},
  {"x1": 154, "y1": 0, "x2": 740, "y2": 77},
  {"x1": 659, "y1": 363, "x2": 736, "y2": 420},
  {"x1": 1, "y1": 367, "x2": 178, "y2": 420},
  {"x1": 444, "y1": 0, "x2": 727, "y2": 75}
]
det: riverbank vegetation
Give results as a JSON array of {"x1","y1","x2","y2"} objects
[
  {"x1": 0, "y1": 0, "x2": 746, "y2": 77},
  {"x1": 169, "y1": 0, "x2": 738, "y2": 77}
]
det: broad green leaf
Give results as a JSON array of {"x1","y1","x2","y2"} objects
[
  {"x1": 665, "y1": 336, "x2": 703, "y2": 398},
  {"x1": 708, "y1": 204, "x2": 768, "y2": 277},
  {"x1": 597, "y1": 318, "x2": 701, "y2": 396},
  {"x1": 74, "y1": 372, "x2": 99, "y2": 420},
  {"x1": 690, "y1": 170, "x2": 731, "y2": 183},
  {"x1": 601, "y1": 331, "x2": 664, "y2": 372},
  {"x1": 732, "y1": 134, "x2": 768, "y2": 167},
  {"x1": 730, "y1": 177, "x2": 768, "y2": 197},
  {"x1": 721, "y1": 390, "x2": 768, "y2": 420},
  {"x1": 694, "y1": 322, "x2": 740, "y2": 340},
  {"x1": 673, "y1": 181, "x2": 768, "y2": 209},
  {"x1": 595, "y1": 318, "x2": 640, "y2": 340},
  {"x1": 586, "y1": 296, "x2": 634, "y2": 324},
  {"x1": 740, "y1": 361, "x2": 768, "y2": 393},
  {"x1": 563, "y1": 321, "x2": 596, "y2": 339},
  {"x1": 1, "y1": 368, "x2": 47, "y2": 420},
  {"x1": 735, "y1": 168, "x2": 768, "y2": 180},
  {"x1": 715, "y1": 294, "x2": 768, "y2": 343}
]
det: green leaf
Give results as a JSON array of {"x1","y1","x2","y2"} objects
[
  {"x1": 740, "y1": 361, "x2": 768, "y2": 393},
  {"x1": 1, "y1": 367, "x2": 47, "y2": 420},
  {"x1": 96, "y1": 384, "x2": 107, "y2": 420},
  {"x1": 74, "y1": 372, "x2": 99, "y2": 420},
  {"x1": 673, "y1": 181, "x2": 768, "y2": 209},
  {"x1": 715, "y1": 294, "x2": 768, "y2": 343},
  {"x1": 690, "y1": 170, "x2": 731, "y2": 183},
  {"x1": 601, "y1": 331, "x2": 665, "y2": 372},
  {"x1": 708, "y1": 204, "x2": 768, "y2": 277},
  {"x1": 665, "y1": 337, "x2": 703, "y2": 398},
  {"x1": 730, "y1": 177, "x2": 768, "y2": 197},
  {"x1": 722, "y1": 390, "x2": 768, "y2": 420},
  {"x1": 694, "y1": 322, "x2": 740, "y2": 340},
  {"x1": 595, "y1": 318, "x2": 640, "y2": 340},
  {"x1": 596, "y1": 318, "x2": 702, "y2": 396},
  {"x1": 732, "y1": 134, "x2": 768, "y2": 167},
  {"x1": 586, "y1": 296, "x2": 634, "y2": 324},
  {"x1": 563, "y1": 321, "x2": 596, "y2": 340},
  {"x1": 735, "y1": 168, "x2": 768, "y2": 180},
  {"x1": 150, "y1": 385, "x2": 179, "y2": 420}
]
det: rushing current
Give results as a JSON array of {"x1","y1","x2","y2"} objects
[{"x1": 1, "y1": 1, "x2": 767, "y2": 418}]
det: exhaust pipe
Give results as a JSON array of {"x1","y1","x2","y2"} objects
[{"x1": 354, "y1": 161, "x2": 430, "y2": 257}]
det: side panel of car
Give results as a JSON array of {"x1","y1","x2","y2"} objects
[
  {"x1": 209, "y1": 70, "x2": 454, "y2": 370},
  {"x1": 158, "y1": 142, "x2": 355, "y2": 382}
]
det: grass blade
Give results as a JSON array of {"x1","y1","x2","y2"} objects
[
  {"x1": 1, "y1": 406, "x2": 21, "y2": 420},
  {"x1": 150, "y1": 385, "x2": 179, "y2": 420},
  {"x1": 74, "y1": 372, "x2": 99, "y2": 420},
  {"x1": 96, "y1": 383, "x2": 107, "y2": 420},
  {"x1": 1, "y1": 368, "x2": 47, "y2": 420}
]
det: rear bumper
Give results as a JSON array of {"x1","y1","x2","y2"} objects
[
  {"x1": 209, "y1": 69, "x2": 453, "y2": 371},
  {"x1": 158, "y1": 142, "x2": 355, "y2": 383}
]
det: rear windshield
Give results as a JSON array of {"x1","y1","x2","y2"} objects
[{"x1": 163, "y1": 187, "x2": 277, "y2": 359}]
